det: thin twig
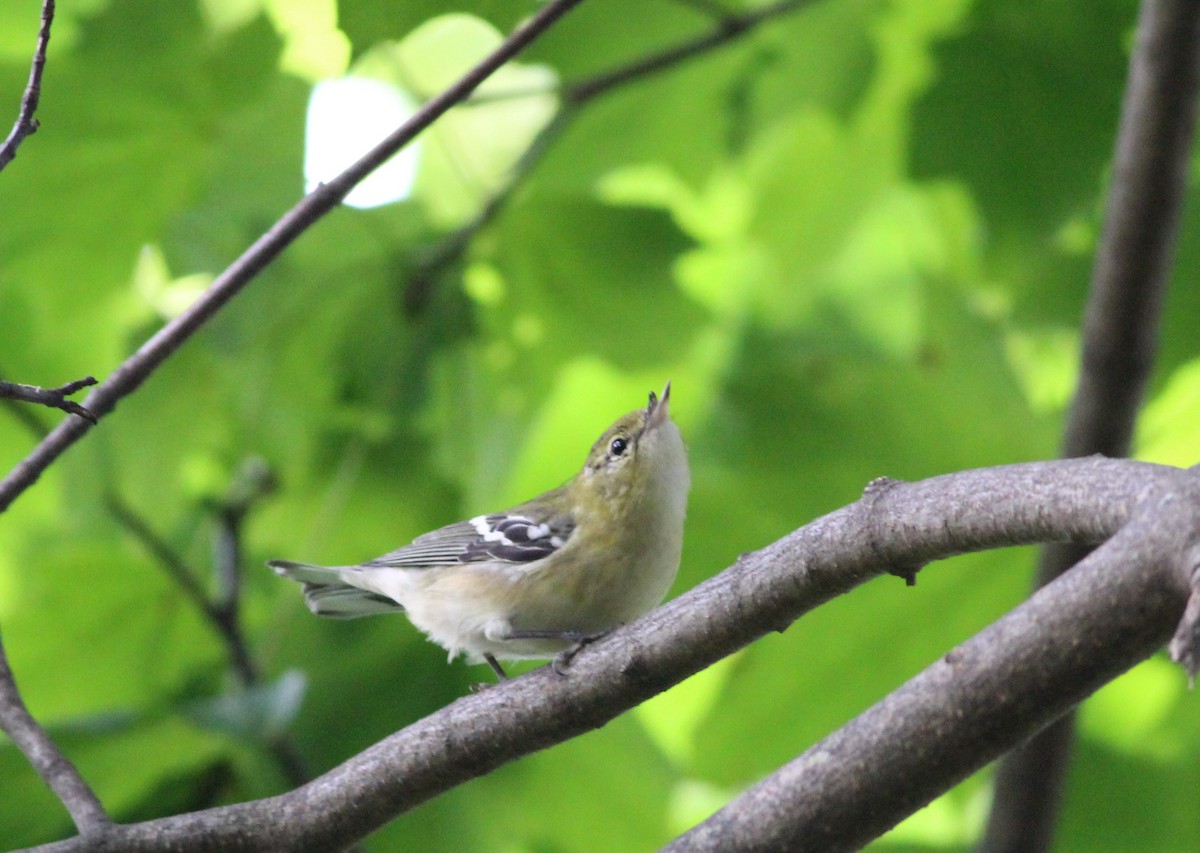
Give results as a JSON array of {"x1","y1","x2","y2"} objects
[
  {"x1": 6, "y1": 393, "x2": 267, "y2": 686},
  {"x1": 670, "y1": 0, "x2": 735, "y2": 20},
  {"x1": 566, "y1": 0, "x2": 812, "y2": 104},
  {"x1": 403, "y1": 109, "x2": 573, "y2": 315},
  {"x1": 0, "y1": 628, "x2": 110, "y2": 834},
  {"x1": 203, "y1": 459, "x2": 272, "y2": 688},
  {"x1": 110, "y1": 490, "x2": 313, "y2": 787},
  {"x1": 0, "y1": 0, "x2": 589, "y2": 518},
  {"x1": 107, "y1": 496, "x2": 212, "y2": 614},
  {"x1": 403, "y1": 0, "x2": 815, "y2": 310},
  {"x1": 0, "y1": 377, "x2": 97, "y2": 423},
  {"x1": 0, "y1": 0, "x2": 54, "y2": 172},
  {"x1": 5, "y1": 397, "x2": 299, "y2": 787},
  {"x1": 980, "y1": 2, "x2": 1200, "y2": 850},
  {"x1": 210, "y1": 473, "x2": 314, "y2": 787}
]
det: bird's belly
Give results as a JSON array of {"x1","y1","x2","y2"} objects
[
  {"x1": 509, "y1": 538, "x2": 680, "y2": 636},
  {"x1": 383, "y1": 539, "x2": 680, "y2": 663}
]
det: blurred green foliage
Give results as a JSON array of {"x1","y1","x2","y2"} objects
[{"x1": 2, "y1": 0, "x2": 1199, "y2": 850}]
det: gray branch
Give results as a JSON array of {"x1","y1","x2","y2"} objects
[
  {"x1": 1064, "y1": 0, "x2": 1200, "y2": 460},
  {"x1": 0, "y1": 0, "x2": 589, "y2": 841},
  {"x1": 0, "y1": 377, "x2": 96, "y2": 423},
  {"x1": 0, "y1": 0, "x2": 590, "y2": 517},
  {"x1": 982, "y1": 1, "x2": 1200, "y2": 849},
  {"x1": 666, "y1": 464, "x2": 1199, "y2": 852},
  {"x1": 0, "y1": 628, "x2": 109, "y2": 835},
  {"x1": 0, "y1": 0, "x2": 54, "y2": 173},
  {"x1": 29, "y1": 458, "x2": 1196, "y2": 851}
]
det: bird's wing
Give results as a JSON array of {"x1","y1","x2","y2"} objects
[{"x1": 364, "y1": 502, "x2": 576, "y2": 570}]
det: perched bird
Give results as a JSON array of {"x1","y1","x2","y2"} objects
[{"x1": 269, "y1": 384, "x2": 690, "y2": 680}]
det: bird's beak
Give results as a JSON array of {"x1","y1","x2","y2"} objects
[{"x1": 646, "y1": 381, "x2": 671, "y2": 430}]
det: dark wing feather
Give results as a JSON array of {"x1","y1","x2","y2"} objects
[
  {"x1": 364, "y1": 505, "x2": 575, "y2": 570},
  {"x1": 460, "y1": 513, "x2": 569, "y2": 563}
]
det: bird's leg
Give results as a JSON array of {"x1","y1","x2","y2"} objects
[
  {"x1": 484, "y1": 653, "x2": 509, "y2": 682},
  {"x1": 550, "y1": 634, "x2": 605, "y2": 676},
  {"x1": 502, "y1": 628, "x2": 614, "y2": 676}
]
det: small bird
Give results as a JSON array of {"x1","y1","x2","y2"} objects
[{"x1": 269, "y1": 384, "x2": 690, "y2": 681}]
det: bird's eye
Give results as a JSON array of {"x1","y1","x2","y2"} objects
[{"x1": 609, "y1": 436, "x2": 628, "y2": 457}]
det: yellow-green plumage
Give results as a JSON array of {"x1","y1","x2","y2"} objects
[{"x1": 269, "y1": 384, "x2": 689, "y2": 679}]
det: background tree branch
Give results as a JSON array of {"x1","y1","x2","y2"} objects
[
  {"x1": 0, "y1": 628, "x2": 109, "y2": 836},
  {"x1": 0, "y1": 0, "x2": 588, "y2": 841},
  {"x1": 981, "y1": 2, "x2": 1200, "y2": 849},
  {"x1": 404, "y1": 0, "x2": 815, "y2": 314},
  {"x1": 108, "y1": 475, "x2": 313, "y2": 790},
  {"x1": 0, "y1": 0, "x2": 589, "y2": 517},
  {"x1": 0, "y1": 0, "x2": 53, "y2": 173},
  {"x1": 29, "y1": 458, "x2": 1196, "y2": 852},
  {"x1": 0, "y1": 377, "x2": 96, "y2": 423}
]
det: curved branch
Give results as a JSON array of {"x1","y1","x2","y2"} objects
[
  {"x1": 0, "y1": 629, "x2": 109, "y2": 834},
  {"x1": 666, "y1": 466, "x2": 1200, "y2": 852},
  {"x1": 29, "y1": 458, "x2": 1194, "y2": 852},
  {"x1": 0, "y1": 0, "x2": 589, "y2": 517},
  {"x1": 0, "y1": 0, "x2": 54, "y2": 173},
  {"x1": 983, "y1": 1, "x2": 1200, "y2": 848}
]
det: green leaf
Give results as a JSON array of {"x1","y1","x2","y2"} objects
[{"x1": 185, "y1": 670, "x2": 308, "y2": 741}]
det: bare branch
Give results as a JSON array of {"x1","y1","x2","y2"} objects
[
  {"x1": 0, "y1": 629, "x2": 109, "y2": 834},
  {"x1": 107, "y1": 495, "x2": 212, "y2": 613},
  {"x1": 107, "y1": 493, "x2": 265, "y2": 683},
  {"x1": 404, "y1": 0, "x2": 815, "y2": 311},
  {"x1": 0, "y1": 377, "x2": 96, "y2": 423},
  {"x1": 1063, "y1": 0, "x2": 1200, "y2": 462},
  {"x1": 666, "y1": 467, "x2": 1200, "y2": 853},
  {"x1": 109, "y1": 485, "x2": 314, "y2": 788},
  {"x1": 982, "y1": 2, "x2": 1200, "y2": 848},
  {"x1": 27, "y1": 458, "x2": 1195, "y2": 852},
  {"x1": 0, "y1": 0, "x2": 54, "y2": 172},
  {"x1": 566, "y1": 0, "x2": 814, "y2": 104},
  {"x1": 0, "y1": 0, "x2": 589, "y2": 517}
]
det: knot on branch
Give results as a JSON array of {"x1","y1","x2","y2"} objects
[
  {"x1": 0, "y1": 376, "x2": 98, "y2": 423},
  {"x1": 861, "y1": 476, "x2": 925, "y2": 586}
]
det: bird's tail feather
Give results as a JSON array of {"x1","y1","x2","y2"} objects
[
  {"x1": 268, "y1": 559, "x2": 402, "y2": 619},
  {"x1": 269, "y1": 559, "x2": 341, "y2": 585},
  {"x1": 300, "y1": 583, "x2": 401, "y2": 618}
]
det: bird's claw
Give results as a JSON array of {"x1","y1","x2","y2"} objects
[{"x1": 550, "y1": 629, "x2": 612, "y2": 677}]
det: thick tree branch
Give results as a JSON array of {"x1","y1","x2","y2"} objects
[
  {"x1": 0, "y1": 0, "x2": 589, "y2": 517},
  {"x1": 29, "y1": 458, "x2": 1195, "y2": 852},
  {"x1": 982, "y1": 2, "x2": 1200, "y2": 849},
  {"x1": 0, "y1": 629, "x2": 109, "y2": 835},
  {"x1": 0, "y1": 0, "x2": 54, "y2": 173},
  {"x1": 0, "y1": 377, "x2": 96, "y2": 423},
  {"x1": 1062, "y1": 0, "x2": 1200, "y2": 462},
  {"x1": 667, "y1": 466, "x2": 1200, "y2": 853}
]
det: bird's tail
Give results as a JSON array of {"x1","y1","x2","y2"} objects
[{"x1": 268, "y1": 559, "x2": 402, "y2": 619}]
